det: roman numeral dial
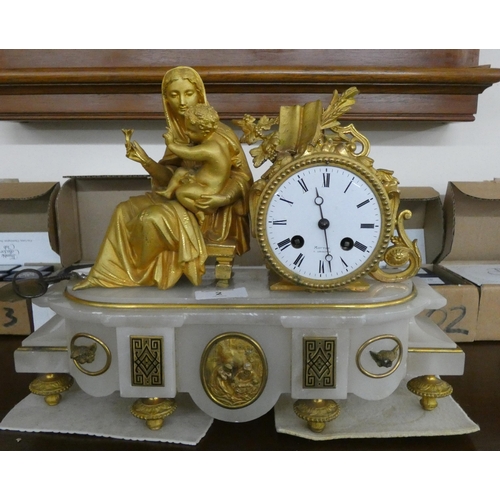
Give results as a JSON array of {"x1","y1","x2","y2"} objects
[{"x1": 260, "y1": 161, "x2": 388, "y2": 288}]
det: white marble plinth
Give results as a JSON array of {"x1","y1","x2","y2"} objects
[{"x1": 15, "y1": 267, "x2": 464, "y2": 425}]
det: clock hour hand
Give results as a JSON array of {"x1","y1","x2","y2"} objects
[
  {"x1": 315, "y1": 188, "x2": 333, "y2": 271},
  {"x1": 314, "y1": 188, "x2": 325, "y2": 218}
]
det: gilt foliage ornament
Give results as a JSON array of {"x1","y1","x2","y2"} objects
[{"x1": 234, "y1": 87, "x2": 421, "y2": 289}]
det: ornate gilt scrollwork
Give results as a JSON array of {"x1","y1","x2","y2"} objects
[
  {"x1": 234, "y1": 87, "x2": 367, "y2": 172},
  {"x1": 370, "y1": 209, "x2": 422, "y2": 282},
  {"x1": 236, "y1": 86, "x2": 421, "y2": 286}
]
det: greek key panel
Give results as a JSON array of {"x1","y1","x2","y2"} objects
[
  {"x1": 303, "y1": 337, "x2": 336, "y2": 388},
  {"x1": 130, "y1": 336, "x2": 164, "y2": 387}
]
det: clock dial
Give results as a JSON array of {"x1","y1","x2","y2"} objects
[{"x1": 260, "y1": 162, "x2": 389, "y2": 288}]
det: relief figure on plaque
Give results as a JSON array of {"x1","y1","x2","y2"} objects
[
  {"x1": 74, "y1": 66, "x2": 252, "y2": 290},
  {"x1": 205, "y1": 337, "x2": 265, "y2": 408}
]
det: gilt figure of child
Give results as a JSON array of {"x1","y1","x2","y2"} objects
[{"x1": 161, "y1": 103, "x2": 232, "y2": 225}]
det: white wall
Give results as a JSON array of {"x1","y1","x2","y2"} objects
[{"x1": 1, "y1": 49, "x2": 499, "y2": 196}]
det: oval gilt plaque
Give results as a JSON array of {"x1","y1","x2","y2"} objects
[{"x1": 200, "y1": 333, "x2": 267, "y2": 409}]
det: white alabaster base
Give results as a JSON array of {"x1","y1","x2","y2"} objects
[{"x1": 14, "y1": 268, "x2": 464, "y2": 425}]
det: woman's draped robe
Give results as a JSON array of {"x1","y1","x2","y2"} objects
[
  {"x1": 74, "y1": 192, "x2": 208, "y2": 290},
  {"x1": 74, "y1": 122, "x2": 251, "y2": 291}
]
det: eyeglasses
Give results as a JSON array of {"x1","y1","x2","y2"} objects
[{"x1": 12, "y1": 264, "x2": 91, "y2": 299}]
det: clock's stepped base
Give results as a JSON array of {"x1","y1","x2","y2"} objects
[{"x1": 14, "y1": 268, "x2": 464, "y2": 433}]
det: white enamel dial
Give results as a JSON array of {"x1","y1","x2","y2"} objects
[{"x1": 261, "y1": 163, "x2": 388, "y2": 288}]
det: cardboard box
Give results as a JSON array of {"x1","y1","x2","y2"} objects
[
  {"x1": 434, "y1": 180, "x2": 500, "y2": 341},
  {"x1": 418, "y1": 265, "x2": 479, "y2": 343},
  {"x1": 399, "y1": 187, "x2": 479, "y2": 343},
  {"x1": 0, "y1": 181, "x2": 59, "y2": 335},
  {"x1": 399, "y1": 187, "x2": 444, "y2": 265},
  {"x1": 0, "y1": 181, "x2": 59, "y2": 251},
  {"x1": 0, "y1": 282, "x2": 33, "y2": 335},
  {"x1": 55, "y1": 175, "x2": 151, "y2": 266}
]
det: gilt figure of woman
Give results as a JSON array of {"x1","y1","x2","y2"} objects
[{"x1": 74, "y1": 66, "x2": 252, "y2": 290}]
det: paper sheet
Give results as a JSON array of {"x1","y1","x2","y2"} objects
[{"x1": 444, "y1": 264, "x2": 500, "y2": 286}]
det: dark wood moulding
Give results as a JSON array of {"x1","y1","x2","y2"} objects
[{"x1": 0, "y1": 50, "x2": 499, "y2": 121}]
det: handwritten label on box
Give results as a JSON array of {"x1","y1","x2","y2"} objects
[{"x1": 0, "y1": 232, "x2": 59, "y2": 265}]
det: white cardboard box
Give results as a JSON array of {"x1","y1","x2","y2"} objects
[
  {"x1": 0, "y1": 181, "x2": 59, "y2": 335},
  {"x1": 400, "y1": 187, "x2": 479, "y2": 343}
]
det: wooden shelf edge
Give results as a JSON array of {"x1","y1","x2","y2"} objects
[
  {"x1": 0, "y1": 50, "x2": 498, "y2": 122},
  {"x1": 1, "y1": 66, "x2": 500, "y2": 96},
  {"x1": 0, "y1": 112, "x2": 477, "y2": 122}
]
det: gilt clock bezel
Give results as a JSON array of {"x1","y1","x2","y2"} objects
[{"x1": 256, "y1": 153, "x2": 393, "y2": 290}]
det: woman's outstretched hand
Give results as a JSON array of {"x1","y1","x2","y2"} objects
[
  {"x1": 126, "y1": 141, "x2": 151, "y2": 165},
  {"x1": 123, "y1": 129, "x2": 151, "y2": 165}
]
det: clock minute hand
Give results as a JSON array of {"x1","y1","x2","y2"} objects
[{"x1": 315, "y1": 188, "x2": 333, "y2": 270}]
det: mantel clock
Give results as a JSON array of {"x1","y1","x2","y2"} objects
[
  {"x1": 12, "y1": 75, "x2": 464, "y2": 442},
  {"x1": 235, "y1": 88, "x2": 421, "y2": 291}
]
